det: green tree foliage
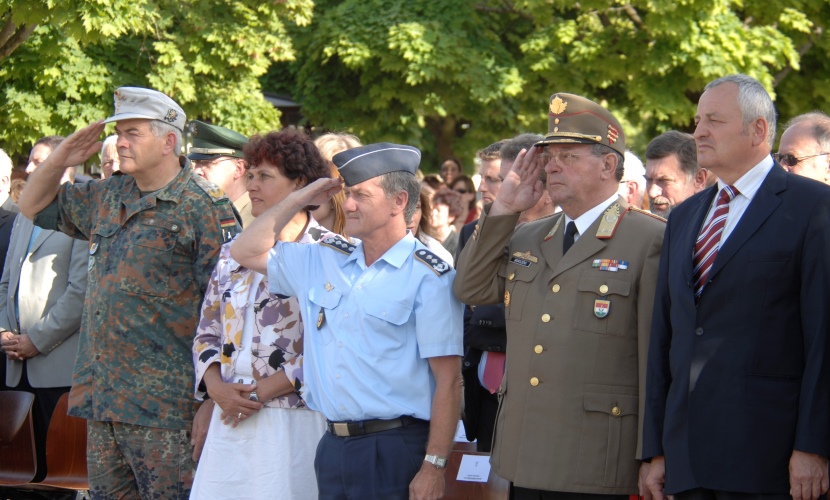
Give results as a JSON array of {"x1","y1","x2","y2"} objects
[
  {"x1": 267, "y1": 0, "x2": 828, "y2": 168},
  {"x1": 0, "y1": 0, "x2": 313, "y2": 157}
]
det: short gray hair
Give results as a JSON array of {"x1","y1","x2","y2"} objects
[
  {"x1": 377, "y1": 171, "x2": 420, "y2": 225},
  {"x1": 590, "y1": 143, "x2": 624, "y2": 181},
  {"x1": 100, "y1": 135, "x2": 118, "y2": 157},
  {"x1": 148, "y1": 120, "x2": 183, "y2": 155},
  {"x1": 704, "y1": 74, "x2": 777, "y2": 147},
  {"x1": 785, "y1": 111, "x2": 830, "y2": 152}
]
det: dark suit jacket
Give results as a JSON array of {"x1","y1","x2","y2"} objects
[
  {"x1": 457, "y1": 220, "x2": 507, "y2": 444},
  {"x1": 643, "y1": 164, "x2": 830, "y2": 494},
  {"x1": 0, "y1": 196, "x2": 20, "y2": 272}
]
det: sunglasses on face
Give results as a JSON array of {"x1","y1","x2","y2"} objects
[{"x1": 773, "y1": 152, "x2": 829, "y2": 168}]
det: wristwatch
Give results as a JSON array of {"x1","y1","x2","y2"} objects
[
  {"x1": 424, "y1": 454, "x2": 447, "y2": 469},
  {"x1": 248, "y1": 390, "x2": 259, "y2": 403}
]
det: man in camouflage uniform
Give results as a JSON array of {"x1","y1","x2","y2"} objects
[{"x1": 18, "y1": 87, "x2": 239, "y2": 499}]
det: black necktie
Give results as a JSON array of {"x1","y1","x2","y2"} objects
[{"x1": 563, "y1": 221, "x2": 578, "y2": 254}]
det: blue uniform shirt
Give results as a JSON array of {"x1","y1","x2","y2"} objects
[{"x1": 267, "y1": 231, "x2": 463, "y2": 421}]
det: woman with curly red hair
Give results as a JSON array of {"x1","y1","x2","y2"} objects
[{"x1": 191, "y1": 129, "x2": 335, "y2": 499}]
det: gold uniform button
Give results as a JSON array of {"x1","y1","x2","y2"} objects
[
  {"x1": 541, "y1": 313, "x2": 551, "y2": 323},
  {"x1": 508, "y1": 272, "x2": 516, "y2": 281},
  {"x1": 534, "y1": 345, "x2": 543, "y2": 354},
  {"x1": 552, "y1": 284, "x2": 560, "y2": 293},
  {"x1": 611, "y1": 406, "x2": 622, "y2": 417},
  {"x1": 599, "y1": 284, "x2": 609, "y2": 294},
  {"x1": 530, "y1": 377, "x2": 539, "y2": 386}
]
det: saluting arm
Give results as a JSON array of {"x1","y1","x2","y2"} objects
[{"x1": 230, "y1": 177, "x2": 343, "y2": 274}]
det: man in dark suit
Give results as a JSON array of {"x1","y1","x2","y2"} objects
[{"x1": 643, "y1": 74, "x2": 830, "y2": 500}]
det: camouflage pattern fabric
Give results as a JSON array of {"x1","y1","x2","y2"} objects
[
  {"x1": 33, "y1": 167, "x2": 238, "y2": 430},
  {"x1": 86, "y1": 420, "x2": 195, "y2": 499}
]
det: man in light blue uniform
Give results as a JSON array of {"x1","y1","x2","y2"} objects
[{"x1": 231, "y1": 142, "x2": 463, "y2": 500}]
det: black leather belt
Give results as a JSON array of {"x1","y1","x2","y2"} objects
[{"x1": 326, "y1": 416, "x2": 421, "y2": 437}]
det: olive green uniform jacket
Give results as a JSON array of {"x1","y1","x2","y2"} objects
[{"x1": 454, "y1": 198, "x2": 664, "y2": 494}]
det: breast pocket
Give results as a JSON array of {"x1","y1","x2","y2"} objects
[
  {"x1": 118, "y1": 217, "x2": 181, "y2": 298},
  {"x1": 307, "y1": 286, "x2": 343, "y2": 346},
  {"x1": 359, "y1": 299, "x2": 413, "y2": 359},
  {"x1": 500, "y1": 262, "x2": 542, "y2": 321},
  {"x1": 572, "y1": 272, "x2": 631, "y2": 336}
]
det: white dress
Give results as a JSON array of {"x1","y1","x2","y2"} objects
[{"x1": 190, "y1": 273, "x2": 327, "y2": 499}]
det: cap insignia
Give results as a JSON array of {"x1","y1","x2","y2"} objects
[
  {"x1": 188, "y1": 122, "x2": 198, "y2": 135},
  {"x1": 607, "y1": 124, "x2": 619, "y2": 144},
  {"x1": 164, "y1": 109, "x2": 178, "y2": 123},
  {"x1": 549, "y1": 95, "x2": 568, "y2": 115}
]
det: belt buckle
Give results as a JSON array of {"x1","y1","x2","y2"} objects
[{"x1": 332, "y1": 422, "x2": 350, "y2": 437}]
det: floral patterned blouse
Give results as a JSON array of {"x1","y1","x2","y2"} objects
[{"x1": 193, "y1": 215, "x2": 329, "y2": 409}]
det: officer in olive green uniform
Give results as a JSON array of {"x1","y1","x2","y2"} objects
[
  {"x1": 454, "y1": 94, "x2": 665, "y2": 499},
  {"x1": 18, "y1": 87, "x2": 239, "y2": 499},
  {"x1": 187, "y1": 120, "x2": 254, "y2": 227}
]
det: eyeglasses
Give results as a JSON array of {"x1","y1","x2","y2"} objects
[
  {"x1": 773, "y1": 152, "x2": 829, "y2": 167},
  {"x1": 192, "y1": 157, "x2": 234, "y2": 170},
  {"x1": 537, "y1": 151, "x2": 597, "y2": 167}
]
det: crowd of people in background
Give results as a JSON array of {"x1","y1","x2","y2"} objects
[{"x1": 1, "y1": 72, "x2": 829, "y2": 500}]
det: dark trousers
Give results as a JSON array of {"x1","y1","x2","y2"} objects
[
  {"x1": 8, "y1": 363, "x2": 70, "y2": 482},
  {"x1": 512, "y1": 487, "x2": 628, "y2": 500},
  {"x1": 315, "y1": 419, "x2": 430, "y2": 499},
  {"x1": 676, "y1": 488, "x2": 792, "y2": 500},
  {"x1": 474, "y1": 384, "x2": 499, "y2": 452}
]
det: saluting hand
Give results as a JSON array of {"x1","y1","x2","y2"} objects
[
  {"x1": 289, "y1": 177, "x2": 344, "y2": 209},
  {"x1": 41, "y1": 120, "x2": 107, "y2": 171},
  {"x1": 490, "y1": 147, "x2": 546, "y2": 216}
]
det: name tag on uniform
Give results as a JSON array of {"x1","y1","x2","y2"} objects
[{"x1": 510, "y1": 251, "x2": 538, "y2": 267}]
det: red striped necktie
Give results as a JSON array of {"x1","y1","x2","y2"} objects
[{"x1": 693, "y1": 185, "x2": 738, "y2": 299}]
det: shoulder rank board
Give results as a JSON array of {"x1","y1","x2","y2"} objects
[
  {"x1": 321, "y1": 235, "x2": 356, "y2": 255},
  {"x1": 415, "y1": 249, "x2": 451, "y2": 276},
  {"x1": 596, "y1": 203, "x2": 623, "y2": 239}
]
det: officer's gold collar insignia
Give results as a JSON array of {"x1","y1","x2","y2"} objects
[
  {"x1": 549, "y1": 95, "x2": 568, "y2": 114},
  {"x1": 544, "y1": 215, "x2": 563, "y2": 241},
  {"x1": 596, "y1": 203, "x2": 622, "y2": 239}
]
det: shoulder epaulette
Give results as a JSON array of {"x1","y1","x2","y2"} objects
[
  {"x1": 320, "y1": 235, "x2": 356, "y2": 255},
  {"x1": 626, "y1": 206, "x2": 667, "y2": 223},
  {"x1": 192, "y1": 174, "x2": 231, "y2": 205},
  {"x1": 414, "y1": 248, "x2": 451, "y2": 276},
  {"x1": 596, "y1": 202, "x2": 624, "y2": 239}
]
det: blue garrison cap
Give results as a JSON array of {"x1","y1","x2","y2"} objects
[{"x1": 333, "y1": 142, "x2": 421, "y2": 187}]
